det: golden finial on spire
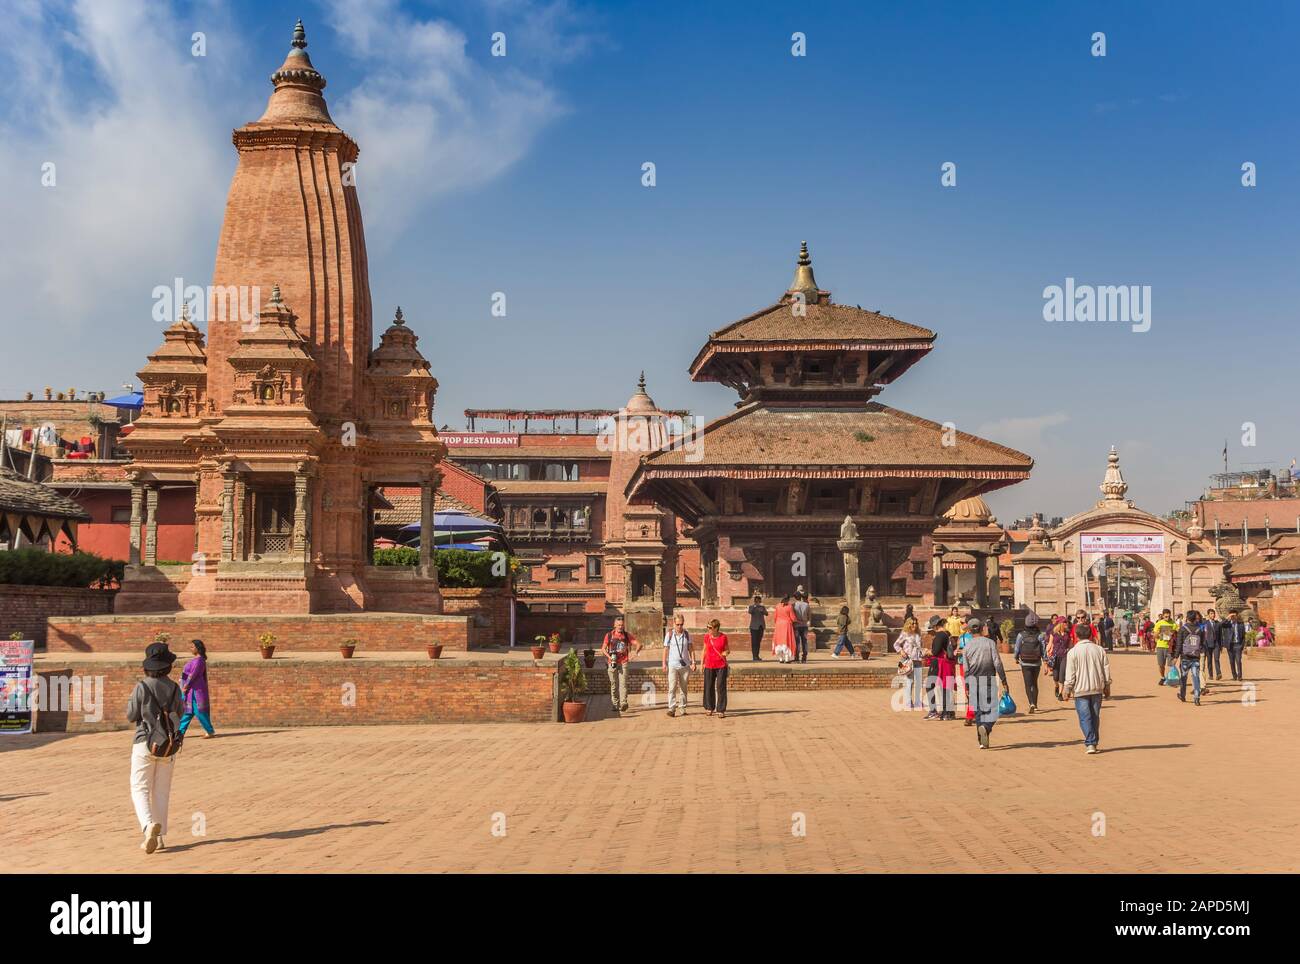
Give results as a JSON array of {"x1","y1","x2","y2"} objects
[{"x1": 789, "y1": 240, "x2": 818, "y2": 297}]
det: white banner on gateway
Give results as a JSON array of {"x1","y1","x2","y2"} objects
[{"x1": 1080, "y1": 532, "x2": 1164, "y2": 554}]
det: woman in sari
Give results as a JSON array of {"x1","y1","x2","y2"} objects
[{"x1": 772, "y1": 595, "x2": 796, "y2": 663}]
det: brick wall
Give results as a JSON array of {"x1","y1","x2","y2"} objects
[
  {"x1": 439, "y1": 587, "x2": 512, "y2": 648},
  {"x1": 33, "y1": 656, "x2": 555, "y2": 731},
  {"x1": 45, "y1": 612, "x2": 472, "y2": 654},
  {"x1": 1255, "y1": 579, "x2": 1298, "y2": 645},
  {"x1": 582, "y1": 663, "x2": 896, "y2": 695},
  {"x1": 0, "y1": 585, "x2": 116, "y2": 649}
]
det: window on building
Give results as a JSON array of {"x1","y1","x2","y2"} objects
[
  {"x1": 532, "y1": 508, "x2": 548, "y2": 525},
  {"x1": 551, "y1": 567, "x2": 578, "y2": 583},
  {"x1": 912, "y1": 561, "x2": 926, "y2": 581},
  {"x1": 879, "y1": 491, "x2": 909, "y2": 513},
  {"x1": 586, "y1": 555, "x2": 603, "y2": 579},
  {"x1": 110, "y1": 506, "x2": 131, "y2": 524}
]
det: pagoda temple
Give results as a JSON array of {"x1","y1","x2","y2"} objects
[
  {"x1": 626, "y1": 243, "x2": 1033, "y2": 617},
  {"x1": 117, "y1": 21, "x2": 446, "y2": 615}
]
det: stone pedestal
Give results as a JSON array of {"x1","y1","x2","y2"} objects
[{"x1": 838, "y1": 535, "x2": 863, "y2": 642}]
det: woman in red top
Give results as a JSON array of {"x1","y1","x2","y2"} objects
[
  {"x1": 702, "y1": 619, "x2": 730, "y2": 718},
  {"x1": 771, "y1": 597, "x2": 796, "y2": 663}
]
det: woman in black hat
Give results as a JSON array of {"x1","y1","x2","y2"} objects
[{"x1": 125, "y1": 641, "x2": 183, "y2": 855}]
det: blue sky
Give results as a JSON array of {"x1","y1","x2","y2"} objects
[{"x1": 1, "y1": 0, "x2": 1296, "y2": 521}]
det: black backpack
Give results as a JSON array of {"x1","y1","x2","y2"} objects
[
  {"x1": 139, "y1": 680, "x2": 183, "y2": 758},
  {"x1": 1018, "y1": 632, "x2": 1044, "y2": 663},
  {"x1": 1181, "y1": 630, "x2": 1202, "y2": 658}
]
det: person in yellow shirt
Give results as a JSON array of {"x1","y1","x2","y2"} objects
[
  {"x1": 944, "y1": 606, "x2": 965, "y2": 639},
  {"x1": 1152, "y1": 608, "x2": 1178, "y2": 685}
]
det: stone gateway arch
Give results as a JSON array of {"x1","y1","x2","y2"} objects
[{"x1": 1013, "y1": 448, "x2": 1227, "y2": 617}]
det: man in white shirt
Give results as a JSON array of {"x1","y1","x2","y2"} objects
[
  {"x1": 662, "y1": 614, "x2": 696, "y2": 718},
  {"x1": 1063, "y1": 623, "x2": 1112, "y2": 754}
]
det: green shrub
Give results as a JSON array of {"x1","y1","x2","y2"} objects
[
  {"x1": 372, "y1": 546, "x2": 517, "y2": 588},
  {"x1": 0, "y1": 549, "x2": 122, "y2": 588}
]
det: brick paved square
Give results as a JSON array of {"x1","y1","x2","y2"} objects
[{"x1": 4, "y1": 652, "x2": 1297, "y2": 873}]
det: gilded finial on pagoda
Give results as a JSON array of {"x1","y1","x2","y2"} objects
[
  {"x1": 292, "y1": 19, "x2": 307, "y2": 49},
  {"x1": 788, "y1": 240, "x2": 818, "y2": 298}
]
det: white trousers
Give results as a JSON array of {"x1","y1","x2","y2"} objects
[
  {"x1": 130, "y1": 742, "x2": 176, "y2": 835},
  {"x1": 667, "y1": 666, "x2": 690, "y2": 710}
]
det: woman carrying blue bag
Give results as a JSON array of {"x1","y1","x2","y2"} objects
[{"x1": 961, "y1": 618, "x2": 1010, "y2": 750}]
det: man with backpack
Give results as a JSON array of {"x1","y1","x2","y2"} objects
[
  {"x1": 1173, "y1": 611, "x2": 1205, "y2": 705},
  {"x1": 1012, "y1": 611, "x2": 1046, "y2": 713},
  {"x1": 601, "y1": 615, "x2": 641, "y2": 715},
  {"x1": 125, "y1": 641, "x2": 184, "y2": 854}
]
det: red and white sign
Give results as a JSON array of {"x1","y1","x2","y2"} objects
[
  {"x1": 440, "y1": 433, "x2": 520, "y2": 447},
  {"x1": 1080, "y1": 532, "x2": 1164, "y2": 555}
]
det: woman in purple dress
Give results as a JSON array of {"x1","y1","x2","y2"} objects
[{"x1": 178, "y1": 639, "x2": 215, "y2": 738}]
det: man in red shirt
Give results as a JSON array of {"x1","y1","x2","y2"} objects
[{"x1": 601, "y1": 615, "x2": 641, "y2": 715}]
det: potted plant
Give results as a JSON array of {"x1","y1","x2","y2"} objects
[
  {"x1": 582, "y1": 647, "x2": 597, "y2": 668},
  {"x1": 859, "y1": 642, "x2": 871, "y2": 660},
  {"x1": 531, "y1": 635, "x2": 547, "y2": 660},
  {"x1": 560, "y1": 647, "x2": 588, "y2": 723},
  {"x1": 153, "y1": 630, "x2": 171, "y2": 647},
  {"x1": 547, "y1": 632, "x2": 562, "y2": 654},
  {"x1": 258, "y1": 631, "x2": 277, "y2": 660},
  {"x1": 999, "y1": 618, "x2": 1016, "y2": 654},
  {"x1": 427, "y1": 640, "x2": 443, "y2": 659},
  {"x1": 340, "y1": 637, "x2": 358, "y2": 659}
]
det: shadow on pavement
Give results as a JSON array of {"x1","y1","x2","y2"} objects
[{"x1": 163, "y1": 819, "x2": 388, "y2": 853}]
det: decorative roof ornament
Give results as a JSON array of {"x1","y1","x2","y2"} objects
[
  {"x1": 788, "y1": 240, "x2": 819, "y2": 298},
  {"x1": 270, "y1": 19, "x2": 326, "y2": 93},
  {"x1": 268, "y1": 284, "x2": 284, "y2": 308},
  {"x1": 394, "y1": 306, "x2": 405, "y2": 326},
  {"x1": 625, "y1": 370, "x2": 657, "y2": 414},
  {"x1": 1098, "y1": 445, "x2": 1130, "y2": 505},
  {"x1": 1027, "y1": 513, "x2": 1048, "y2": 547},
  {"x1": 292, "y1": 18, "x2": 307, "y2": 49}
]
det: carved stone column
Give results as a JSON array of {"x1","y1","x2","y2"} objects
[
  {"x1": 293, "y1": 461, "x2": 311, "y2": 560},
  {"x1": 838, "y1": 538, "x2": 863, "y2": 635},
  {"x1": 220, "y1": 469, "x2": 236, "y2": 563},
  {"x1": 143, "y1": 486, "x2": 159, "y2": 566},
  {"x1": 623, "y1": 559, "x2": 634, "y2": 603},
  {"x1": 932, "y1": 546, "x2": 946, "y2": 606},
  {"x1": 418, "y1": 478, "x2": 434, "y2": 578},
  {"x1": 974, "y1": 552, "x2": 989, "y2": 608},
  {"x1": 127, "y1": 475, "x2": 144, "y2": 567},
  {"x1": 653, "y1": 561, "x2": 663, "y2": 603}
]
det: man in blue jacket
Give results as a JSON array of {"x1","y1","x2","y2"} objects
[
  {"x1": 1201, "y1": 608, "x2": 1223, "y2": 682},
  {"x1": 1221, "y1": 610, "x2": 1247, "y2": 681}
]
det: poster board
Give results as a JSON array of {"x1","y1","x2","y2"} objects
[{"x1": 0, "y1": 639, "x2": 35, "y2": 735}]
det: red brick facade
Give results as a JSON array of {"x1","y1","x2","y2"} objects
[{"x1": 0, "y1": 586, "x2": 116, "y2": 649}]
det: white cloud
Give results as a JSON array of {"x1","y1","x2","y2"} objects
[
  {"x1": 975, "y1": 412, "x2": 1069, "y2": 453},
  {"x1": 322, "y1": 0, "x2": 570, "y2": 243}
]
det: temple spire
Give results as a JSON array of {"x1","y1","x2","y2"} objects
[
  {"x1": 788, "y1": 240, "x2": 819, "y2": 299},
  {"x1": 292, "y1": 18, "x2": 307, "y2": 49}
]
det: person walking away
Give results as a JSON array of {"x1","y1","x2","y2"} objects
[
  {"x1": 832, "y1": 605, "x2": 855, "y2": 658},
  {"x1": 772, "y1": 596, "x2": 796, "y2": 663},
  {"x1": 956, "y1": 620, "x2": 976, "y2": 724},
  {"x1": 601, "y1": 616, "x2": 641, "y2": 715},
  {"x1": 747, "y1": 594, "x2": 767, "y2": 661},
  {"x1": 701, "y1": 619, "x2": 730, "y2": 718},
  {"x1": 1063, "y1": 623, "x2": 1111, "y2": 754},
  {"x1": 1201, "y1": 609, "x2": 1222, "y2": 682},
  {"x1": 1047, "y1": 619, "x2": 1071, "y2": 701},
  {"x1": 126, "y1": 641, "x2": 183, "y2": 854},
  {"x1": 893, "y1": 616, "x2": 924, "y2": 708},
  {"x1": 662, "y1": 615, "x2": 695, "y2": 717},
  {"x1": 1222, "y1": 610, "x2": 1247, "y2": 681},
  {"x1": 1153, "y1": 609, "x2": 1178, "y2": 685},
  {"x1": 926, "y1": 630, "x2": 956, "y2": 720},
  {"x1": 962, "y1": 619, "x2": 1009, "y2": 749},
  {"x1": 1173, "y1": 610, "x2": 1204, "y2": 705},
  {"x1": 177, "y1": 639, "x2": 215, "y2": 738},
  {"x1": 792, "y1": 592, "x2": 812, "y2": 663},
  {"x1": 1013, "y1": 612, "x2": 1045, "y2": 713}
]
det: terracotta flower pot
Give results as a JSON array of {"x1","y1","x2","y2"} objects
[
  {"x1": 260, "y1": 646, "x2": 275, "y2": 660},
  {"x1": 427, "y1": 644, "x2": 443, "y2": 660},
  {"x1": 583, "y1": 649, "x2": 596, "y2": 668},
  {"x1": 562, "y1": 701, "x2": 587, "y2": 723},
  {"x1": 547, "y1": 640, "x2": 561, "y2": 654},
  {"x1": 340, "y1": 646, "x2": 355, "y2": 659},
  {"x1": 530, "y1": 646, "x2": 546, "y2": 660}
]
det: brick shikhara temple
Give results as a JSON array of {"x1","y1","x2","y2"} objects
[
  {"x1": 118, "y1": 21, "x2": 446, "y2": 615},
  {"x1": 627, "y1": 243, "x2": 1033, "y2": 625}
]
